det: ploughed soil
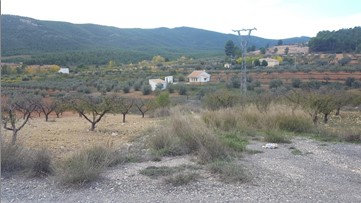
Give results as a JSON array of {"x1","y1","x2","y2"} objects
[
  {"x1": 1, "y1": 113, "x2": 160, "y2": 160},
  {"x1": 211, "y1": 71, "x2": 361, "y2": 86}
]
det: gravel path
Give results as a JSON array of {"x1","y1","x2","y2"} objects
[{"x1": 2, "y1": 137, "x2": 361, "y2": 203}]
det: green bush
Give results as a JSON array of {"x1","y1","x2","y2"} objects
[
  {"x1": 220, "y1": 133, "x2": 248, "y2": 152},
  {"x1": 142, "y1": 85, "x2": 152, "y2": 95},
  {"x1": 178, "y1": 85, "x2": 187, "y2": 95},
  {"x1": 123, "y1": 85, "x2": 130, "y2": 93}
]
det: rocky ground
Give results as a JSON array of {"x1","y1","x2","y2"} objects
[{"x1": 2, "y1": 137, "x2": 361, "y2": 203}]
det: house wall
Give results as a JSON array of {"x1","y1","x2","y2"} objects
[
  {"x1": 149, "y1": 80, "x2": 166, "y2": 91},
  {"x1": 189, "y1": 76, "x2": 210, "y2": 83}
]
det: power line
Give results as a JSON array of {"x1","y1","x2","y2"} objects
[{"x1": 232, "y1": 28, "x2": 257, "y2": 94}]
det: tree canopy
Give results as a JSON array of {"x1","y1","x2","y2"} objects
[{"x1": 308, "y1": 27, "x2": 361, "y2": 53}]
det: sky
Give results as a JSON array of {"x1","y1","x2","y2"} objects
[{"x1": 2, "y1": 0, "x2": 361, "y2": 39}]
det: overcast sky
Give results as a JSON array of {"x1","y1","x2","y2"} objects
[{"x1": 2, "y1": 0, "x2": 361, "y2": 39}]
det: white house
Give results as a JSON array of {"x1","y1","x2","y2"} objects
[
  {"x1": 149, "y1": 79, "x2": 166, "y2": 91},
  {"x1": 58, "y1": 67, "x2": 69, "y2": 74},
  {"x1": 149, "y1": 76, "x2": 173, "y2": 91},
  {"x1": 164, "y1": 76, "x2": 173, "y2": 84},
  {"x1": 259, "y1": 58, "x2": 280, "y2": 67},
  {"x1": 187, "y1": 70, "x2": 210, "y2": 83}
]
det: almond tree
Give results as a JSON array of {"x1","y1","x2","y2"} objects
[
  {"x1": 111, "y1": 96, "x2": 134, "y2": 123},
  {"x1": 39, "y1": 97, "x2": 57, "y2": 121},
  {"x1": 135, "y1": 99, "x2": 155, "y2": 118},
  {"x1": 69, "y1": 95, "x2": 112, "y2": 131},
  {"x1": 1, "y1": 94, "x2": 38, "y2": 145}
]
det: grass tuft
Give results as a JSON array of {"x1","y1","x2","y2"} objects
[
  {"x1": 208, "y1": 160, "x2": 250, "y2": 183},
  {"x1": 29, "y1": 148, "x2": 53, "y2": 177},
  {"x1": 57, "y1": 145, "x2": 112, "y2": 185}
]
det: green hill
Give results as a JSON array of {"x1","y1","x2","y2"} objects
[{"x1": 1, "y1": 15, "x2": 310, "y2": 65}]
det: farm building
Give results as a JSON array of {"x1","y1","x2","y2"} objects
[
  {"x1": 187, "y1": 70, "x2": 211, "y2": 83},
  {"x1": 259, "y1": 58, "x2": 279, "y2": 67},
  {"x1": 58, "y1": 67, "x2": 70, "y2": 74},
  {"x1": 149, "y1": 76, "x2": 173, "y2": 91}
]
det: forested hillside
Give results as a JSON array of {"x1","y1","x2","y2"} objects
[
  {"x1": 308, "y1": 27, "x2": 361, "y2": 53},
  {"x1": 1, "y1": 15, "x2": 310, "y2": 65}
]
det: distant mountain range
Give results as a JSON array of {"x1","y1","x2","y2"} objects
[{"x1": 1, "y1": 15, "x2": 310, "y2": 65}]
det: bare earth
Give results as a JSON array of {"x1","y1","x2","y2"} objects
[
  {"x1": 2, "y1": 113, "x2": 160, "y2": 160},
  {"x1": 1, "y1": 114, "x2": 361, "y2": 203}
]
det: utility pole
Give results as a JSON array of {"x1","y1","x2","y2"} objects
[{"x1": 232, "y1": 28, "x2": 257, "y2": 94}]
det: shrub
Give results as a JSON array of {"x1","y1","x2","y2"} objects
[
  {"x1": 142, "y1": 85, "x2": 152, "y2": 95},
  {"x1": 269, "y1": 79, "x2": 283, "y2": 89},
  {"x1": 149, "y1": 107, "x2": 171, "y2": 118},
  {"x1": 133, "y1": 82, "x2": 142, "y2": 91},
  {"x1": 202, "y1": 90, "x2": 240, "y2": 110},
  {"x1": 57, "y1": 146, "x2": 111, "y2": 185},
  {"x1": 165, "y1": 173, "x2": 199, "y2": 186},
  {"x1": 291, "y1": 78, "x2": 302, "y2": 88},
  {"x1": 208, "y1": 161, "x2": 249, "y2": 183},
  {"x1": 178, "y1": 85, "x2": 188, "y2": 95},
  {"x1": 220, "y1": 133, "x2": 248, "y2": 152},
  {"x1": 30, "y1": 148, "x2": 53, "y2": 177},
  {"x1": 149, "y1": 112, "x2": 229, "y2": 163},
  {"x1": 277, "y1": 114, "x2": 313, "y2": 133},
  {"x1": 263, "y1": 130, "x2": 291, "y2": 143},
  {"x1": 123, "y1": 85, "x2": 130, "y2": 93},
  {"x1": 156, "y1": 92, "x2": 170, "y2": 107},
  {"x1": 168, "y1": 84, "x2": 175, "y2": 93},
  {"x1": 1, "y1": 142, "x2": 31, "y2": 174}
]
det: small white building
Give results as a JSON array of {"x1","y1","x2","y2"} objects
[
  {"x1": 164, "y1": 76, "x2": 173, "y2": 84},
  {"x1": 149, "y1": 76, "x2": 173, "y2": 91},
  {"x1": 58, "y1": 67, "x2": 69, "y2": 74},
  {"x1": 187, "y1": 70, "x2": 210, "y2": 83}
]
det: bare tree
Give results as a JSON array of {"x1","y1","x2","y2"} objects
[
  {"x1": 1, "y1": 94, "x2": 38, "y2": 145},
  {"x1": 39, "y1": 98, "x2": 57, "y2": 121},
  {"x1": 69, "y1": 95, "x2": 112, "y2": 131},
  {"x1": 135, "y1": 99, "x2": 155, "y2": 118},
  {"x1": 111, "y1": 96, "x2": 134, "y2": 123}
]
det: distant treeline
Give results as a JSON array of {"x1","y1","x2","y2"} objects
[{"x1": 308, "y1": 27, "x2": 361, "y2": 53}]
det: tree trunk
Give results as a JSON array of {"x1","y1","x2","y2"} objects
[
  {"x1": 90, "y1": 123, "x2": 96, "y2": 131},
  {"x1": 11, "y1": 129, "x2": 18, "y2": 145},
  {"x1": 142, "y1": 112, "x2": 145, "y2": 118},
  {"x1": 45, "y1": 114, "x2": 49, "y2": 122},
  {"x1": 56, "y1": 112, "x2": 60, "y2": 118},
  {"x1": 324, "y1": 113, "x2": 329, "y2": 124},
  {"x1": 122, "y1": 114, "x2": 126, "y2": 123},
  {"x1": 312, "y1": 114, "x2": 318, "y2": 125},
  {"x1": 335, "y1": 107, "x2": 341, "y2": 116}
]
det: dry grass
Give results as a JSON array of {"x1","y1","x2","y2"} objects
[{"x1": 202, "y1": 104, "x2": 312, "y2": 133}]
